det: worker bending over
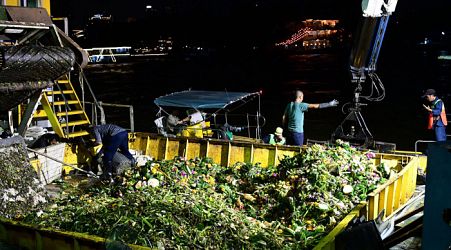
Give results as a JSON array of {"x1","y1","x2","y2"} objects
[{"x1": 90, "y1": 124, "x2": 135, "y2": 179}]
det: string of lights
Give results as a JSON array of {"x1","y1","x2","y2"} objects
[{"x1": 275, "y1": 27, "x2": 312, "y2": 46}]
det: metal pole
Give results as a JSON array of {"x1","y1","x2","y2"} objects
[
  {"x1": 257, "y1": 94, "x2": 261, "y2": 139},
  {"x1": 246, "y1": 113, "x2": 251, "y2": 138},
  {"x1": 93, "y1": 103, "x2": 97, "y2": 125},
  {"x1": 129, "y1": 106, "x2": 134, "y2": 132},
  {"x1": 63, "y1": 17, "x2": 69, "y2": 35},
  {"x1": 8, "y1": 110, "x2": 14, "y2": 134}
]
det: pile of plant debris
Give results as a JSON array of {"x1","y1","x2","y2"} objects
[
  {"x1": 23, "y1": 140, "x2": 390, "y2": 249},
  {"x1": 0, "y1": 136, "x2": 48, "y2": 219}
]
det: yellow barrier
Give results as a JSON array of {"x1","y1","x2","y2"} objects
[
  {"x1": 367, "y1": 155, "x2": 419, "y2": 220},
  {"x1": 129, "y1": 133, "x2": 422, "y2": 221},
  {"x1": 0, "y1": 217, "x2": 150, "y2": 250},
  {"x1": 129, "y1": 132, "x2": 301, "y2": 167},
  {"x1": 313, "y1": 155, "x2": 424, "y2": 249}
]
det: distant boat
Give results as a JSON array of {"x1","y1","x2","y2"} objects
[
  {"x1": 84, "y1": 39, "x2": 174, "y2": 64},
  {"x1": 275, "y1": 19, "x2": 346, "y2": 53}
]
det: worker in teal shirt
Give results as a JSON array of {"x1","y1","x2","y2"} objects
[{"x1": 282, "y1": 90, "x2": 339, "y2": 146}]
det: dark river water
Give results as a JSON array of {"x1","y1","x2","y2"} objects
[{"x1": 83, "y1": 45, "x2": 450, "y2": 151}]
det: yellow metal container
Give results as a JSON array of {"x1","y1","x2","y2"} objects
[
  {"x1": 366, "y1": 154, "x2": 420, "y2": 221},
  {"x1": 129, "y1": 132, "x2": 424, "y2": 221},
  {"x1": 10, "y1": 132, "x2": 425, "y2": 249},
  {"x1": 128, "y1": 132, "x2": 301, "y2": 167},
  {"x1": 0, "y1": 217, "x2": 150, "y2": 250}
]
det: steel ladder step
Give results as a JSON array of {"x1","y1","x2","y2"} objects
[
  {"x1": 33, "y1": 109, "x2": 47, "y2": 118},
  {"x1": 56, "y1": 110, "x2": 85, "y2": 117},
  {"x1": 67, "y1": 130, "x2": 90, "y2": 138},
  {"x1": 61, "y1": 120, "x2": 90, "y2": 127},
  {"x1": 45, "y1": 90, "x2": 75, "y2": 95},
  {"x1": 52, "y1": 100, "x2": 79, "y2": 105}
]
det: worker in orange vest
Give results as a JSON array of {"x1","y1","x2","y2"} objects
[{"x1": 423, "y1": 89, "x2": 448, "y2": 141}]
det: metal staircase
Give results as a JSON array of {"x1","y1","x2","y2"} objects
[{"x1": 27, "y1": 76, "x2": 91, "y2": 138}]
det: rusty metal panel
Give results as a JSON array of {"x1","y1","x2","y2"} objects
[{"x1": 5, "y1": 6, "x2": 52, "y2": 24}]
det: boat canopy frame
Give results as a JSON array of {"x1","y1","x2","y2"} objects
[{"x1": 154, "y1": 90, "x2": 264, "y2": 139}]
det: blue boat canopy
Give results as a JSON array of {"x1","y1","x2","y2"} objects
[{"x1": 154, "y1": 90, "x2": 260, "y2": 110}]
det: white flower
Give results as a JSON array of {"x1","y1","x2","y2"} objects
[
  {"x1": 1, "y1": 193, "x2": 10, "y2": 202},
  {"x1": 6, "y1": 188, "x2": 18, "y2": 196},
  {"x1": 148, "y1": 178, "x2": 160, "y2": 188},
  {"x1": 318, "y1": 203, "x2": 329, "y2": 210},
  {"x1": 343, "y1": 185, "x2": 353, "y2": 194},
  {"x1": 16, "y1": 196, "x2": 25, "y2": 202},
  {"x1": 32, "y1": 195, "x2": 47, "y2": 206}
]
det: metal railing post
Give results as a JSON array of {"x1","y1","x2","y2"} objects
[
  {"x1": 415, "y1": 140, "x2": 435, "y2": 153},
  {"x1": 84, "y1": 101, "x2": 134, "y2": 131},
  {"x1": 129, "y1": 106, "x2": 134, "y2": 133}
]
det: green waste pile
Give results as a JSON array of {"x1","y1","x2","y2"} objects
[
  {"x1": 0, "y1": 136, "x2": 48, "y2": 219},
  {"x1": 24, "y1": 140, "x2": 389, "y2": 249}
]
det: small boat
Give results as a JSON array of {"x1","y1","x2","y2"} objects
[{"x1": 153, "y1": 89, "x2": 266, "y2": 142}]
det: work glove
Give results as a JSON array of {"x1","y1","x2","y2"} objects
[
  {"x1": 319, "y1": 99, "x2": 339, "y2": 109},
  {"x1": 329, "y1": 99, "x2": 339, "y2": 107}
]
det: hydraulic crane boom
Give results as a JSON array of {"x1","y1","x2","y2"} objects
[{"x1": 332, "y1": 0, "x2": 399, "y2": 147}]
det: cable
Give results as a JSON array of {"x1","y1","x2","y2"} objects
[
  {"x1": 359, "y1": 72, "x2": 386, "y2": 102},
  {"x1": 341, "y1": 102, "x2": 352, "y2": 114}
]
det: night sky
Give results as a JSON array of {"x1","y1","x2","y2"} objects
[{"x1": 52, "y1": 0, "x2": 451, "y2": 47}]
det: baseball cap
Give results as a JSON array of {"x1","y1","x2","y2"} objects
[
  {"x1": 275, "y1": 127, "x2": 283, "y2": 136},
  {"x1": 422, "y1": 89, "x2": 436, "y2": 98}
]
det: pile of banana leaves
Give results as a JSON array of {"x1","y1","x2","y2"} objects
[{"x1": 23, "y1": 140, "x2": 390, "y2": 249}]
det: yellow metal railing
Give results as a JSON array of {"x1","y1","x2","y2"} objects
[
  {"x1": 367, "y1": 156, "x2": 419, "y2": 220},
  {"x1": 129, "y1": 132, "x2": 302, "y2": 167}
]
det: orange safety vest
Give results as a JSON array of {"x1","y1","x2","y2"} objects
[{"x1": 428, "y1": 99, "x2": 448, "y2": 129}]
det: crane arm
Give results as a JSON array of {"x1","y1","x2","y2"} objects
[
  {"x1": 350, "y1": 0, "x2": 399, "y2": 89},
  {"x1": 332, "y1": 0, "x2": 399, "y2": 147}
]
